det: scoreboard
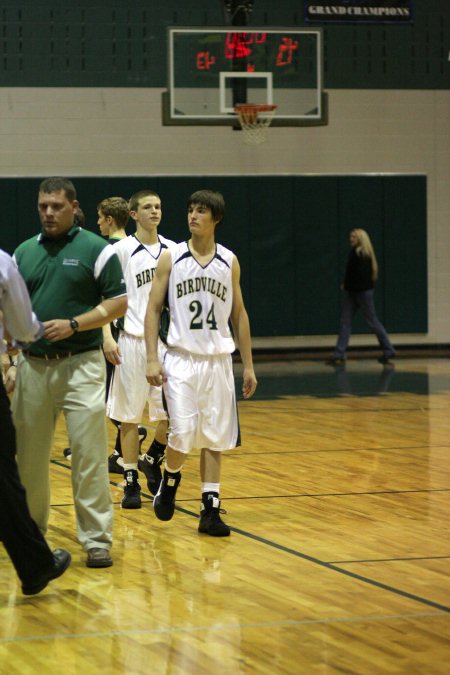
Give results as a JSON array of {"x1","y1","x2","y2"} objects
[{"x1": 165, "y1": 28, "x2": 325, "y2": 125}]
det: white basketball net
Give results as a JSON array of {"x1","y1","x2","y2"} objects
[{"x1": 234, "y1": 104, "x2": 277, "y2": 145}]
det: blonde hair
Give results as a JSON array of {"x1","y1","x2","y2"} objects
[{"x1": 352, "y1": 229, "x2": 378, "y2": 282}]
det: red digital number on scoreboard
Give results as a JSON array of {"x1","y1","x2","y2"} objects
[
  {"x1": 276, "y1": 37, "x2": 299, "y2": 66},
  {"x1": 195, "y1": 33, "x2": 298, "y2": 71},
  {"x1": 224, "y1": 33, "x2": 267, "y2": 59}
]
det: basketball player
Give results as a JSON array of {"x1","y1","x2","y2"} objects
[
  {"x1": 97, "y1": 196, "x2": 129, "y2": 242},
  {"x1": 63, "y1": 196, "x2": 134, "y2": 467},
  {"x1": 106, "y1": 190, "x2": 176, "y2": 509},
  {"x1": 97, "y1": 196, "x2": 149, "y2": 473},
  {"x1": 145, "y1": 189, "x2": 257, "y2": 536}
]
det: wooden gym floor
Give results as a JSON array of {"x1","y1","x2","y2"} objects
[{"x1": 0, "y1": 357, "x2": 449, "y2": 674}]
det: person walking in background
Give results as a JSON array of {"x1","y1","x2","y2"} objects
[
  {"x1": 145, "y1": 190, "x2": 257, "y2": 537},
  {"x1": 12, "y1": 177, "x2": 127, "y2": 569},
  {"x1": 326, "y1": 228, "x2": 395, "y2": 366},
  {"x1": 0, "y1": 248, "x2": 71, "y2": 595}
]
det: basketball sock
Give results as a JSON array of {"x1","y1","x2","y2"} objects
[
  {"x1": 202, "y1": 482, "x2": 220, "y2": 495},
  {"x1": 123, "y1": 462, "x2": 138, "y2": 472}
]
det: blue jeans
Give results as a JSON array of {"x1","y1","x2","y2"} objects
[{"x1": 334, "y1": 290, "x2": 395, "y2": 359}]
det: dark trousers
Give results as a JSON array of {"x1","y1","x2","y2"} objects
[
  {"x1": 106, "y1": 359, "x2": 122, "y2": 453},
  {"x1": 0, "y1": 376, "x2": 54, "y2": 584},
  {"x1": 334, "y1": 290, "x2": 395, "y2": 359}
]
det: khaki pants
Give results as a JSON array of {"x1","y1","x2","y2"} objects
[{"x1": 12, "y1": 349, "x2": 113, "y2": 551}]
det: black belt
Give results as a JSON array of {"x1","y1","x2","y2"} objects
[{"x1": 23, "y1": 346, "x2": 100, "y2": 361}]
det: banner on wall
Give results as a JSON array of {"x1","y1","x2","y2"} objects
[{"x1": 304, "y1": 1, "x2": 414, "y2": 23}]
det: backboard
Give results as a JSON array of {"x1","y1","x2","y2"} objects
[{"x1": 163, "y1": 28, "x2": 327, "y2": 126}]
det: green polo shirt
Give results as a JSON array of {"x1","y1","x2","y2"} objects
[{"x1": 14, "y1": 225, "x2": 126, "y2": 356}]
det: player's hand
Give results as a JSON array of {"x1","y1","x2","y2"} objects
[
  {"x1": 242, "y1": 367, "x2": 257, "y2": 399},
  {"x1": 103, "y1": 336, "x2": 121, "y2": 365},
  {"x1": 5, "y1": 341, "x2": 19, "y2": 356},
  {"x1": 43, "y1": 319, "x2": 74, "y2": 342},
  {"x1": 146, "y1": 359, "x2": 166, "y2": 386},
  {"x1": 4, "y1": 364, "x2": 17, "y2": 394}
]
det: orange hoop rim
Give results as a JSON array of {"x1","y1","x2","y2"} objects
[{"x1": 234, "y1": 103, "x2": 278, "y2": 114}]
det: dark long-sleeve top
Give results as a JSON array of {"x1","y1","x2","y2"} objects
[{"x1": 343, "y1": 248, "x2": 374, "y2": 292}]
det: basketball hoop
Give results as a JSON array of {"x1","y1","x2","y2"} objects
[{"x1": 234, "y1": 103, "x2": 277, "y2": 145}]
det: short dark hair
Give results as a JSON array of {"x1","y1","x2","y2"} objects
[
  {"x1": 97, "y1": 196, "x2": 129, "y2": 229},
  {"x1": 187, "y1": 190, "x2": 225, "y2": 225},
  {"x1": 39, "y1": 177, "x2": 77, "y2": 202},
  {"x1": 129, "y1": 190, "x2": 160, "y2": 213},
  {"x1": 74, "y1": 207, "x2": 86, "y2": 227}
]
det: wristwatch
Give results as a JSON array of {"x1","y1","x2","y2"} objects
[{"x1": 69, "y1": 318, "x2": 79, "y2": 333}]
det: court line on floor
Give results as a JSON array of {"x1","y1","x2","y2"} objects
[
  {"x1": 0, "y1": 610, "x2": 448, "y2": 645},
  {"x1": 241, "y1": 403, "x2": 446, "y2": 412},
  {"x1": 227, "y1": 443, "x2": 450, "y2": 455},
  {"x1": 174, "y1": 503, "x2": 450, "y2": 614},
  {"x1": 329, "y1": 555, "x2": 450, "y2": 563},
  {"x1": 51, "y1": 461, "x2": 449, "y2": 518},
  {"x1": 222, "y1": 487, "x2": 450, "y2": 499},
  {"x1": 50, "y1": 460, "x2": 450, "y2": 613}
]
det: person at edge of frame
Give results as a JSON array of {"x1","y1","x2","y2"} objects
[{"x1": 0, "y1": 247, "x2": 71, "y2": 594}]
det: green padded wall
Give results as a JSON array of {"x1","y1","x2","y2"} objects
[
  {"x1": 0, "y1": 0, "x2": 448, "y2": 89},
  {"x1": 383, "y1": 175, "x2": 428, "y2": 332},
  {"x1": 294, "y1": 177, "x2": 341, "y2": 334},
  {"x1": 0, "y1": 175, "x2": 427, "y2": 338}
]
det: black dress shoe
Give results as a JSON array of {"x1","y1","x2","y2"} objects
[
  {"x1": 378, "y1": 355, "x2": 395, "y2": 365},
  {"x1": 325, "y1": 358, "x2": 346, "y2": 366},
  {"x1": 22, "y1": 548, "x2": 71, "y2": 595}
]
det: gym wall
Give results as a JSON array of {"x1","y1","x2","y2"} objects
[
  {"x1": 0, "y1": 174, "x2": 427, "y2": 338},
  {"x1": 0, "y1": 0, "x2": 447, "y2": 346}
]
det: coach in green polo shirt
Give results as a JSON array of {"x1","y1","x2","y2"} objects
[{"x1": 12, "y1": 177, "x2": 127, "y2": 570}]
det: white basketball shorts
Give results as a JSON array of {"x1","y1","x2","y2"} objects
[
  {"x1": 163, "y1": 350, "x2": 240, "y2": 454},
  {"x1": 106, "y1": 332, "x2": 166, "y2": 424}
]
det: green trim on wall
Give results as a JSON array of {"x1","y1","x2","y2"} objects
[{"x1": 0, "y1": 174, "x2": 427, "y2": 337}]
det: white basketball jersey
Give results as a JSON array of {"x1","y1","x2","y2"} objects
[
  {"x1": 167, "y1": 241, "x2": 236, "y2": 355},
  {"x1": 114, "y1": 234, "x2": 176, "y2": 337}
]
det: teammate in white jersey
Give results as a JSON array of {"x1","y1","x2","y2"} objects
[
  {"x1": 145, "y1": 190, "x2": 257, "y2": 536},
  {"x1": 106, "y1": 190, "x2": 176, "y2": 509},
  {"x1": 64, "y1": 196, "x2": 131, "y2": 467}
]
